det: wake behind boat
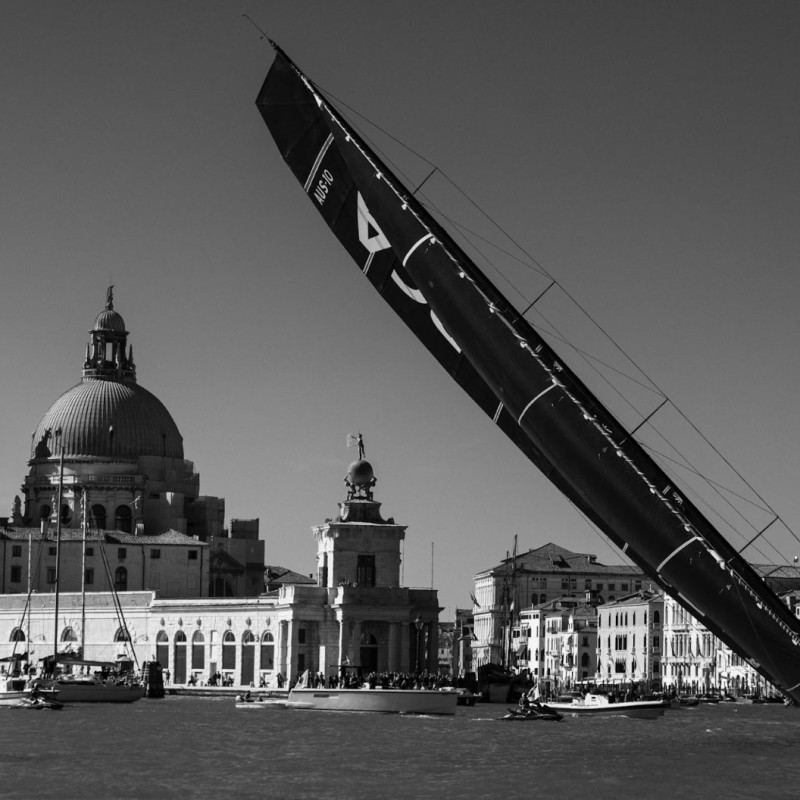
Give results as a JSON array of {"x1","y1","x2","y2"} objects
[
  {"x1": 286, "y1": 670, "x2": 457, "y2": 715},
  {"x1": 544, "y1": 693, "x2": 668, "y2": 719}
]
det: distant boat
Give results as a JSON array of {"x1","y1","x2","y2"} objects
[
  {"x1": 286, "y1": 670, "x2": 457, "y2": 715},
  {"x1": 256, "y1": 41, "x2": 800, "y2": 704}
]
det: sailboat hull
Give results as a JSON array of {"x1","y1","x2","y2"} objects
[{"x1": 51, "y1": 681, "x2": 143, "y2": 703}]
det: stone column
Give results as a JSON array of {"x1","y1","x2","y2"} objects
[
  {"x1": 350, "y1": 619, "x2": 362, "y2": 667},
  {"x1": 388, "y1": 622, "x2": 399, "y2": 672},
  {"x1": 400, "y1": 622, "x2": 411, "y2": 673},
  {"x1": 337, "y1": 617, "x2": 346, "y2": 669},
  {"x1": 278, "y1": 620, "x2": 289, "y2": 679}
]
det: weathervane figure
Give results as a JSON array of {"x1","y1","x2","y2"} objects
[{"x1": 347, "y1": 432, "x2": 365, "y2": 460}]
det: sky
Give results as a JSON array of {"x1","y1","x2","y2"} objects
[{"x1": 2, "y1": 1, "x2": 800, "y2": 618}]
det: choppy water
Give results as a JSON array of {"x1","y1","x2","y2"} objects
[{"x1": 1, "y1": 698, "x2": 799, "y2": 800}]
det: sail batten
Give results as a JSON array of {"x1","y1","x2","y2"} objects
[{"x1": 256, "y1": 45, "x2": 800, "y2": 701}]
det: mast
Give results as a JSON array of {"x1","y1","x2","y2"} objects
[
  {"x1": 80, "y1": 488, "x2": 87, "y2": 657},
  {"x1": 52, "y1": 429, "x2": 64, "y2": 665},
  {"x1": 256, "y1": 44, "x2": 800, "y2": 703}
]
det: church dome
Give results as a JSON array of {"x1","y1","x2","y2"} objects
[
  {"x1": 31, "y1": 378, "x2": 184, "y2": 460},
  {"x1": 92, "y1": 308, "x2": 126, "y2": 332}
]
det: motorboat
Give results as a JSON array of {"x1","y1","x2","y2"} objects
[
  {"x1": 543, "y1": 693, "x2": 668, "y2": 719},
  {"x1": 0, "y1": 674, "x2": 60, "y2": 707},
  {"x1": 286, "y1": 670, "x2": 458, "y2": 715}
]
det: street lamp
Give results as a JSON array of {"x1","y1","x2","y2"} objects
[{"x1": 414, "y1": 615, "x2": 423, "y2": 672}]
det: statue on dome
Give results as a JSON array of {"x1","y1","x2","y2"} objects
[
  {"x1": 347, "y1": 432, "x2": 365, "y2": 460},
  {"x1": 106, "y1": 284, "x2": 114, "y2": 310}
]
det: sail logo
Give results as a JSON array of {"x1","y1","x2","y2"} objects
[
  {"x1": 356, "y1": 193, "x2": 460, "y2": 354},
  {"x1": 313, "y1": 169, "x2": 334, "y2": 206}
]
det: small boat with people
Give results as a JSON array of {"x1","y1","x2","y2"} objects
[
  {"x1": 235, "y1": 690, "x2": 288, "y2": 710},
  {"x1": 501, "y1": 704, "x2": 563, "y2": 722},
  {"x1": 544, "y1": 692, "x2": 668, "y2": 719},
  {"x1": 501, "y1": 687, "x2": 563, "y2": 721},
  {"x1": 286, "y1": 668, "x2": 458, "y2": 715},
  {"x1": 9, "y1": 694, "x2": 64, "y2": 711}
]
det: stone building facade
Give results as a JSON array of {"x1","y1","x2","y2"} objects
[
  {"x1": 472, "y1": 542, "x2": 646, "y2": 667},
  {"x1": 0, "y1": 291, "x2": 443, "y2": 686}
]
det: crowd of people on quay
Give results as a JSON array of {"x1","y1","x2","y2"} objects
[{"x1": 302, "y1": 669, "x2": 455, "y2": 690}]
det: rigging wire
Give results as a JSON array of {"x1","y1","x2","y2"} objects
[
  {"x1": 257, "y1": 29, "x2": 800, "y2": 574},
  {"x1": 337, "y1": 104, "x2": 800, "y2": 567}
]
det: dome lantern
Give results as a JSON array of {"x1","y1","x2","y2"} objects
[{"x1": 83, "y1": 285, "x2": 136, "y2": 382}]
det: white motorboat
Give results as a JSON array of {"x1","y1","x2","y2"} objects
[
  {"x1": 543, "y1": 693, "x2": 668, "y2": 719},
  {"x1": 286, "y1": 671, "x2": 457, "y2": 715}
]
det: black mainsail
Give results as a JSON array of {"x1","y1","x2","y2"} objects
[{"x1": 256, "y1": 43, "x2": 800, "y2": 701}]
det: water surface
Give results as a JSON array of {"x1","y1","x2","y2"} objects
[{"x1": 1, "y1": 698, "x2": 798, "y2": 799}]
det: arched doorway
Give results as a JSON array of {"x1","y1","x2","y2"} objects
[
  {"x1": 192, "y1": 631, "x2": 205, "y2": 673},
  {"x1": 91, "y1": 504, "x2": 107, "y2": 530},
  {"x1": 156, "y1": 630, "x2": 169, "y2": 675},
  {"x1": 241, "y1": 630, "x2": 255, "y2": 686},
  {"x1": 222, "y1": 631, "x2": 236, "y2": 675},
  {"x1": 260, "y1": 632, "x2": 275, "y2": 673},
  {"x1": 360, "y1": 632, "x2": 378, "y2": 673},
  {"x1": 174, "y1": 630, "x2": 187, "y2": 684}
]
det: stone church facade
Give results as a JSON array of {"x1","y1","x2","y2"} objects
[{"x1": 0, "y1": 291, "x2": 441, "y2": 686}]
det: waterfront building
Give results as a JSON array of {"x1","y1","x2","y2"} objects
[
  {"x1": 0, "y1": 291, "x2": 442, "y2": 686},
  {"x1": 543, "y1": 600, "x2": 598, "y2": 692},
  {"x1": 472, "y1": 542, "x2": 646, "y2": 667},
  {"x1": 595, "y1": 589, "x2": 664, "y2": 690},
  {"x1": 0, "y1": 455, "x2": 440, "y2": 685}
]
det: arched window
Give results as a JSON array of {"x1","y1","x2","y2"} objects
[
  {"x1": 115, "y1": 505, "x2": 132, "y2": 533},
  {"x1": 91, "y1": 504, "x2": 107, "y2": 530},
  {"x1": 114, "y1": 627, "x2": 131, "y2": 642},
  {"x1": 115, "y1": 566, "x2": 128, "y2": 591},
  {"x1": 10, "y1": 628, "x2": 25, "y2": 642},
  {"x1": 60, "y1": 504, "x2": 72, "y2": 526},
  {"x1": 174, "y1": 630, "x2": 187, "y2": 685},
  {"x1": 581, "y1": 652, "x2": 590, "y2": 667},
  {"x1": 260, "y1": 632, "x2": 275, "y2": 670},
  {"x1": 156, "y1": 630, "x2": 169, "y2": 670},
  {"x1": 222, "y1": 630, "x2": 236, "y2": 671},
  {"x1": 60, "y1": 627, "x2": 77, "y2": 642},
  {"x1": 39, "y1": 504, "x2": 51, "y2": 521},
  {"x1": 241, "y1": 630, "x2": 256, "y2": 686},
  {"x1": 653, "y1": 610, "x2": 661, "y2": 624},
  {"x1": 192, "y1": 631, "x2": 205, "y2": 670}
]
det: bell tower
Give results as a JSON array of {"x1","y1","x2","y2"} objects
[
  {"x1": 82, "y1": 285, "x2": 136, "y2": 382},
  {"x1": 313, "y1": 443, "x2": 406, "y2": 590}
]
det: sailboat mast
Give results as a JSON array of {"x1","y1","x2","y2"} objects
[
  {"x1": 80, "y1": 489, "x2": 87, "y2": 656},
  {"x1": 52, "y1": 433, "x2": 64, "y2": 663}
]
